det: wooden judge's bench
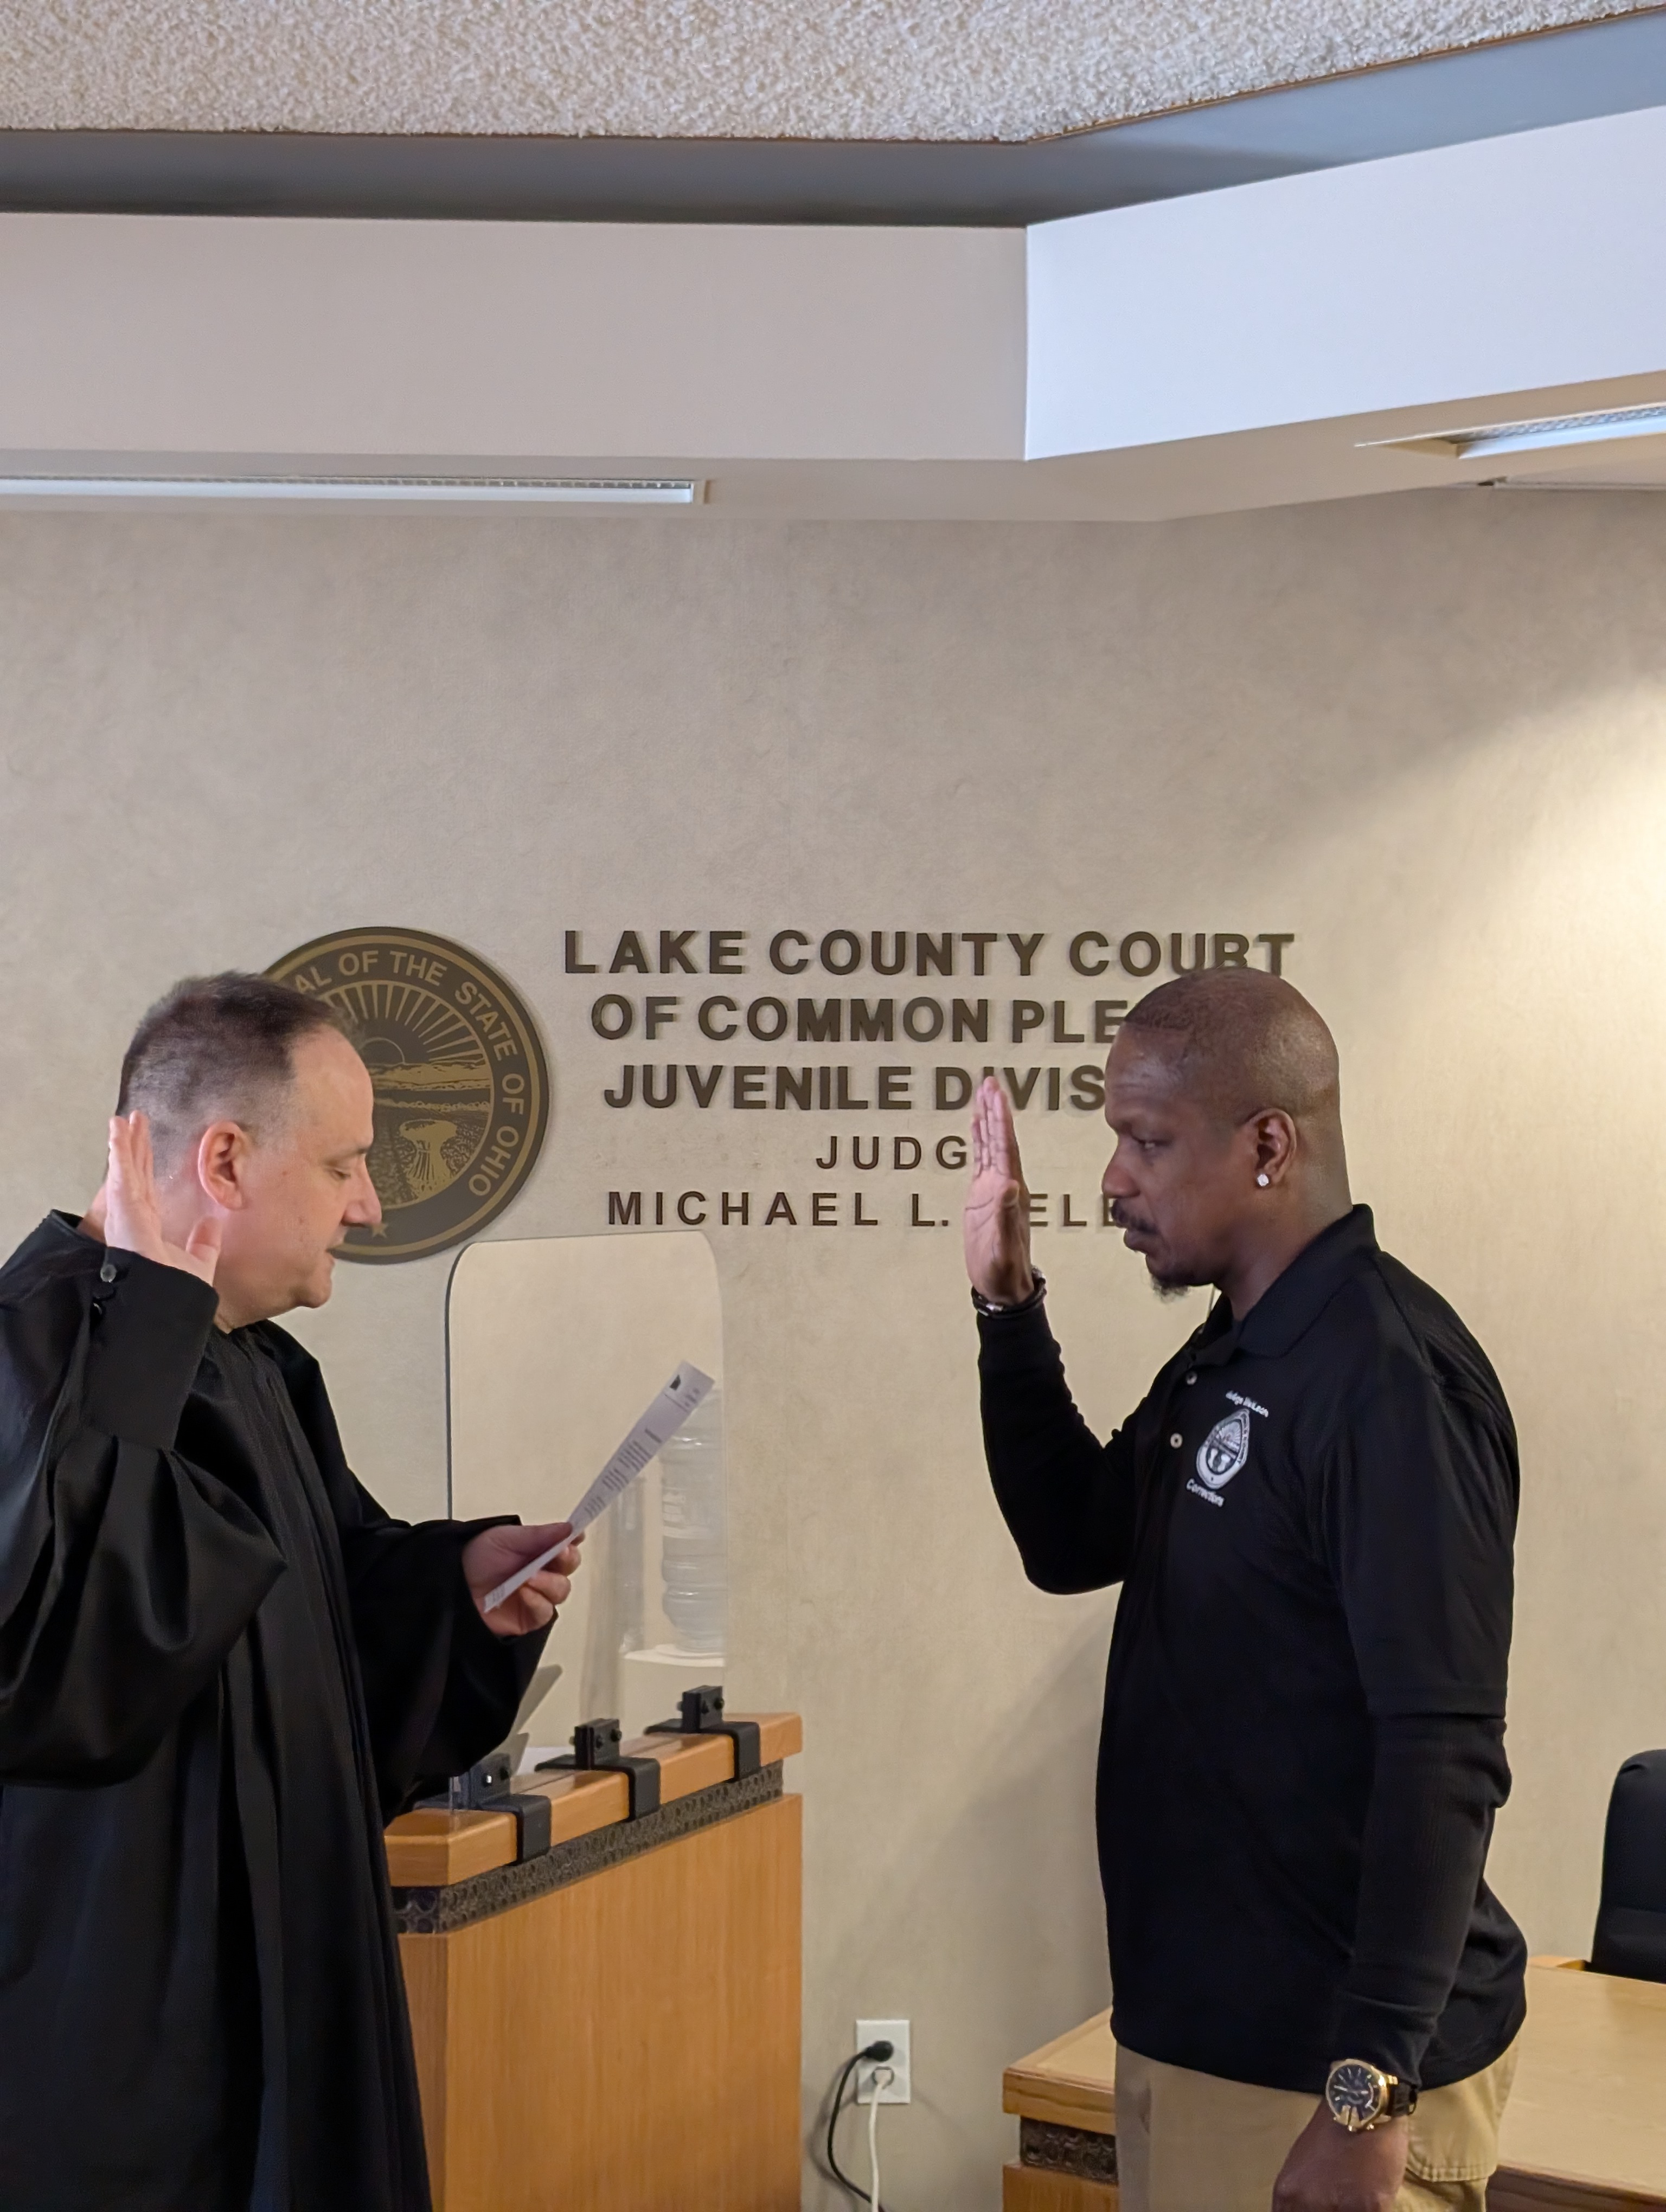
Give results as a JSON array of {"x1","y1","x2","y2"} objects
[
  {"x1": 1002, "y1": 1962, "x2": 1666, "y2": 2210},
  {"x1": 385, "y1": 1711, "x2": 802, "y2": 2212}
]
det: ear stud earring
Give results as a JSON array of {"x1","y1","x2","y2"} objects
[{"x1": 1257, "y1": 1173, "x2": 1270, "y2": 1187}]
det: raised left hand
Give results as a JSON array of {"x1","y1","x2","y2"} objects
[
  {"x1": 1272, "y1": 2106, "x2": 1408, "y2": 2212},
  {"x1": 462, "y1": 1521, "x2": 583, "y2": 1638},
  {"x1": 85, "y1": 1113, "x2": 222, "y2": 1287}
]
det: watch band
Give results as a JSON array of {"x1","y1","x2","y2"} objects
[{"x1": 971, "y1": 1270, "x2": 1047, "y2": 1319}]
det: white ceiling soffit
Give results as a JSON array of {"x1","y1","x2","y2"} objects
[
  {"x1": 1024, "y1": 103, "x2": 1666, "y2": 459},
  {"x1": 2, "y1": 0, "x2": 1659, "y2": 140},
  {"x1": 2, "y1": 106, "x2": 1665, "y2": 520}
]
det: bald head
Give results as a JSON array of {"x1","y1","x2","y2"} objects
[
  {"x1": 1102, "y1": 969, "x2": 1351, "y2": 1310},
  {"x1": 1123, "y1": 967, "x2": 1342, "y2": 1141}
]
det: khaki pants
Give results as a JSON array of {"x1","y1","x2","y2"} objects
[{"x1": 1114, "y1": 2040, "x2": 1519, "y2": 2212}]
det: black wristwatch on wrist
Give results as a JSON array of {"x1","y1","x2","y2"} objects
[{"x1": 1323, "y1": 2059, "x2": 1418, "y2": 2132}]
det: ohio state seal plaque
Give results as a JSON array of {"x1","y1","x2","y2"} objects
[{"x1": 266, "y1": 927, "x2": 549, "y2": 1263}]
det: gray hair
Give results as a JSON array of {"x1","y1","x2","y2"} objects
[{"x1": 117, "y1": 972, "x2": 354, "y2": 1167}]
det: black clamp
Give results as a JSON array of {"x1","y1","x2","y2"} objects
[
  {"x1": 455, "y1": 1751, "x2": 552, "y2": 1861},
  {"x1": 537, "y1": 1718, "x2": 662, "y2": 1819},
  {"x1": 646, "y1": 1684, "x2": 761, "y2": 1779}
]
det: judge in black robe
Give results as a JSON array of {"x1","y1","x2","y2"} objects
[{"x1": 0, "y1": 1211, "x2": 546, "y2": 2211}]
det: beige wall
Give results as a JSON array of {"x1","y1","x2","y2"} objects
[{"x1": 1, "y1": 495, "x2": 1663, "y2": 2207}]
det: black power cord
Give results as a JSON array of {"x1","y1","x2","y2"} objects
[{"x1": 825, "y1": 2039, "x2": 895, "y2": 2211}]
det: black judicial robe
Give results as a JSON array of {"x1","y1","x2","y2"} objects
[{"x1": 0, "y1": 1214, "x2": 545, "y2": 2212}]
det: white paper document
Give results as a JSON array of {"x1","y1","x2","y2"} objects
[{"x1": 481, "y1": 1362, "x2": 715, "y2": 1614}]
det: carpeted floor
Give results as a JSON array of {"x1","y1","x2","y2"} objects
[{"x1": 2, "y1": 0, "x2": 1656, "y2": 143}]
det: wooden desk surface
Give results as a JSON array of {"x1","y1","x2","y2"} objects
[
  {"x1": 1004, "y1": 1965, "x2": 1666, "y2": 2209},
  {"x1": 1495, "y1": 1962, "x2": 1666, "y2": 2205},
  {"x1": 385, "y1": 1713, "x2": 802, "y2": 1887},
  {"x1": 1005, "y1": 2010, "x2": 1116, "y2": 2134}
]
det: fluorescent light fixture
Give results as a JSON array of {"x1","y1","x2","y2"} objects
[
  {"x1": 1361, "y1": 403, "x2": 1666, "y2": 462},
  {"x1": 1475, "y1": 477, "x2": 1666, "y2": 493},
  {"x1": 0, "y1": 474, "x2": 703, "y2": 504}
]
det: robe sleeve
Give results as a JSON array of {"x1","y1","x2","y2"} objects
[
  {"x1": 337, "y1": 1505, "x2": 549, "y2": 1819},
  {"x1": 259, "y1": 1323, "x2": 548, "y2": 1821},
  {"x1": 0, "y1": 1241, "x2": 286, "y2": 1784}
]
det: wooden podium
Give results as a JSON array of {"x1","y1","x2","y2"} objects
[{"x1": 386, "y1": 1713, "x2": 802, "y2": 2212}]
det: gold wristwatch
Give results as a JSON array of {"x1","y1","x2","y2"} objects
[{"x1": 1323, "y1": 2059, "x2": 1418, "y2": 2131}]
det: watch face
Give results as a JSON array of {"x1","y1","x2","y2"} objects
[{"x1": 1327, "y1": 2062, "x2": 1385, "y2": 2128}]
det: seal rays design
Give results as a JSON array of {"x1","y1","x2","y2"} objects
[
  {"x1": 319, "y1": 980, "x2": 492, "y2": 1212},
  {"x1": 265, "y1": 928, "x2": 550, "y2": 1263}
]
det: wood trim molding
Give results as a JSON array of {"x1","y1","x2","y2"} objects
[{"x1": 1004, "y1": 2011, "x2": 1117, "y2": 2133}]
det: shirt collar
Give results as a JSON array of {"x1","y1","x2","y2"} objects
[{"x1": 1188, "y1": 1204, "x2": 1379, "y2": 1367}]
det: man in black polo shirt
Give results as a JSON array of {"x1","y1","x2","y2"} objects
[{"x1": 966, "y1": 969, "x2": 1525, "y2": 2212}]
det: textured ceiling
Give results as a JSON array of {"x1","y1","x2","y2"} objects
[{"x1": 3, "y1": 1, "x2": 1658, "y2": 143}]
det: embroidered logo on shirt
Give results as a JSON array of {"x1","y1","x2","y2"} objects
[
  {"x1": 1195, "y1": 1409, "x2": 1252, "y2": 1490},
  {"x1": 1225, "y1": 1390, "x2": 1270, "y2": 1419}
]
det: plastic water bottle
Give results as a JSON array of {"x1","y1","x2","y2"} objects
[{"x1": 657, "y1": 1385, "x2": 727, "y2": 1654}]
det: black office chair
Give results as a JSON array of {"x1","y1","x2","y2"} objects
[{"x1": 1590, "y1": 1748, "x2": 1666, "y2": 1982}]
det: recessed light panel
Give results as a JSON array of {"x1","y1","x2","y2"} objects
[
  {"x1": 1362, "y1": 404, "x2": 1666, "y2": 462},
  {"x1": 0, "y1": 475, "x2": 704, "y2": 505}
]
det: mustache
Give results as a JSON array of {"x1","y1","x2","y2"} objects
[{"x1": 1108, "y1": 1200, "x2": 1159, "y2": 1237}]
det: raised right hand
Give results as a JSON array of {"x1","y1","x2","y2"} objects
[
  {"x1": 464, "y1": 1522, "x2": 584, "y2": 1638},
  {"x1": 963, "y1": 1076, "x2": 1035, "y2": 1305},
  {"x1": 83, "y1": 1113, "x2": 221, "y2": 1287}
]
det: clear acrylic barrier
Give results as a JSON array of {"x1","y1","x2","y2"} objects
[{"x1": 446, "y1": 1231, "x2": 725, "y2": 1763}]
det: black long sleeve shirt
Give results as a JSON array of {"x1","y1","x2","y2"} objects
[{"x1": 979, "y1": 1206, "x2": 1527, "y2": 2094}]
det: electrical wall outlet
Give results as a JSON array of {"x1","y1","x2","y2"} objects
[{"x1": 855, "y1": 2018, "x2": 911, "y2": 2104}]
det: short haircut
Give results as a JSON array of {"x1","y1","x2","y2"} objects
[
  {"x1": 117, "y1": 973, "x2": 354, "y2": 1167},
  {"x1": 1122, "y1": 968, "x2": 1341, "y2": 1128}
]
